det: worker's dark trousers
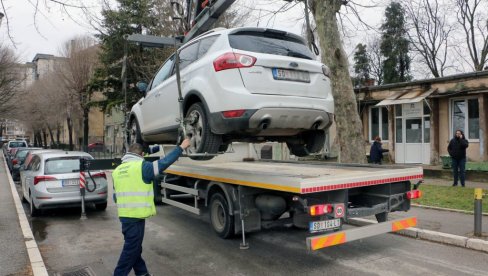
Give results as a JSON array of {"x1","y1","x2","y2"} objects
[
  {"x1": 114, "y1": 219, "x2": 149, "y2": 276},
  {"x1": 451, "y1": 158, "x2": 466, "y2": 186}
]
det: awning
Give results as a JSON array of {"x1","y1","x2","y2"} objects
[{"x1": 375, "y1": 88, "x2": 438, "y2": 106}]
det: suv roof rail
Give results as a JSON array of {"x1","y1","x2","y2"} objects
[{"x1": 186, "y1": 27, "x2": 227, "y2": 44}]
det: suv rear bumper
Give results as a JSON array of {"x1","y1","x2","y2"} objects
[{"x1": 209, "y1": 108, "x2": 333, "y2": 136}]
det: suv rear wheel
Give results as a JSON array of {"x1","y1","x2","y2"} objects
[
  {"x1": 185, "y1": 103, "x2": 222, "y2": 160},
  {"x1": 287, "y1": 130, "x2": 325, "y2": 157}
]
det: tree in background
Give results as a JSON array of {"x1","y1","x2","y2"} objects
[
  {"x1": 368, "y1": 37, "x2": 384, "y2": 85},
  {"x1": 405, "y1": 0, "x2": 452, "y2": 78},
  {"x1": 95, "y1": 0, "x2": 173, "y2": 113},
  {"x1": 309, "y1": 0, "x2": 366, "y2": 163},
  {"x1": 59, "y1": 36, "x2": 100, "y2": 151},
  {"x1": 456, "y1": 0, "x2": 488, "y2": 71},
  {"x1": 0, "y1": 44, "x2": 21, "y2": 117},
  {"x1": 380, "y1": 2, "x2": 412, "y2": 84},
  {"x1": 353, "y1": 43, "x2": 371, "y2": 86}
]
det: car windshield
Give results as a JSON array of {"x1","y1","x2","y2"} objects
[
  {"x1": 44, "y1": 156, "x2": 91, "y2": 174},
  {"x1": 228, "y1": 31, "x2": 314, "y2": 60},
  {"x1": 9, "y1": 142, "x2": 26, "y2": 148}
]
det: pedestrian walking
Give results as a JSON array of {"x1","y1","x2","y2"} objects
[
  {"x1": 448, "y1": 130, "x2": 469, "y2": 187},
  {"x1": 369, "y1": 136, "x2": 388, "y2": 164},
  {"x1": 113, "y1": 139, "x2": 191, "y2": 276}
]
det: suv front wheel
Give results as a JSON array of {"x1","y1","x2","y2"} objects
[{"x1": 185, "y1": 102, "x2": 222, "y2": 160}]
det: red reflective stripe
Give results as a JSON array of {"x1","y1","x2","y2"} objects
[
  {"x1": 311, "y1": 232, "x2": 346, "y2": 250},
  {"x1": 392, "y1": 217, "x2": 417, "y2": 231}
]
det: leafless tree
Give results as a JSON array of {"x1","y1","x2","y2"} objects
[
  {"x1": 367, "y1": 37, "x2": 384, "y2": 85},
  {"x1": 0, "y1": 44, "x2": 23, "y2": 117},
  {"x1": 456, "y1": 0, "x2": 488, "y2": 71},
  {"x1": 59, "y1": 35, "x2": 100, "y2": 151},
  {"x1": 404, "y1": 0, "x2": 452, "y2": 78}
]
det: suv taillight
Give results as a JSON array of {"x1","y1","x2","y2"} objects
[
  {"x1": 213, "y1": 52, "x2": 257, "y2": 72},
  {"x1": 34, "y1": 176, "x2": 57, "y2": 185}
]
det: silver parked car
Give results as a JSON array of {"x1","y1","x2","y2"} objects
[{"x1": 21, "y1": 151, "x2": 108, "y2": 216}]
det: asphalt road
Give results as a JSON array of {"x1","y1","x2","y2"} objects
[{"x1": 13, "y1": 175, "x2": 488, "y2": 276}]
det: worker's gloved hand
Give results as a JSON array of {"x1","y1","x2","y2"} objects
[{"x1": 180, "y1": 138, "x2": 191, "y2": 150}]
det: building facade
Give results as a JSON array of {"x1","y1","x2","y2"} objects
[{"x1": 355, "y1": 71, "x2": 488, "y2": 164}]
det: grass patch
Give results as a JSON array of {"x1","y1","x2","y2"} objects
[
  {"x1": 467, "y1": 162, "x2": 488, "y2": 171},
  {"x1": 412, "y1": 184, "x2": 488, "y2": 212}
]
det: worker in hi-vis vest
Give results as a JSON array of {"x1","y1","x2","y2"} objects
[{"x1": 113, "y1": 139, "x2": 191, "y2": 276}]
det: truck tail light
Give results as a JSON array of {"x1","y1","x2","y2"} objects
[
  {"x1": 309, "y1": 204, "x2": 333, "y2": 216},
  {"x1": 222, "y1": 109, "x2": 246, "y2": 118},
  {"x1": 406, "y1": 190, "x2": 422, "y2": 199},
  {"x1": 91, "y1": 172, "x2": 107, "y2": 179},
  {"x1": 34, "y1": 176, "x2": 57, "y2": 185},
  {"x1": 213, "y1": 52, "x2": 256, "y2": 72}
]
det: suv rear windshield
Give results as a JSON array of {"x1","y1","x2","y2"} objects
[
  {"x1": 228, "y1": 31, "x2": 314, "y2": 60},
  {"x1": 45, "y1": 157, "x2": 92, "y2": 174},
  {"x1": 9, "y1": 141, "x2": 27, "y2": 148}
]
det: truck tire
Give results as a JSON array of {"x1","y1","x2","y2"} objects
[
  {"x1": 185, "y1": 103, "x2": 222, "y2": 160},
  {"x1": 375, "y1": 212, "x2": 388, "y2": 223},
  {"x1": 209, "y1": 193, "x2": 234, "y2": 238}
]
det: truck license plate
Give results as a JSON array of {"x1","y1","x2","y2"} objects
[
  {"x1": 272, "y1": 68, "x2": 310, "y2": 83},
  {"x1": 309, "y1": 218, "x2": 341, "y2": 233}
]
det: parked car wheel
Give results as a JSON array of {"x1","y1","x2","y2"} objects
[
  {"x1": 95, "y1": 202, "x2": 107, "y2": 211},
  {"x1": 185, "y1": 103, "x2": 222, "y2": 160},
  {"x1": 29, "y1": 192, "x2": 40, "y2": 217},
  {"x1": 287, "y1": 130, "x2": 325, "y2": 157},
  {"x1": 128, "y1": 118, "x2": 143, "y2": 145},
  {"x1": 209, "y1": 192, "x2": 234, "y2": 239}
]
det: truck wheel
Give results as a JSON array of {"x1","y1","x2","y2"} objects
[
  {"x1": 209, "y1": 193, "x2": 234, "y2": 238},
  {"x1": 128, "y1": 118, "x2": 143, "y2": 145},
  {"x1": 287, "y1": 130, "x2": 325, "y2": 157},
  {"x1": 185, "y1": 103, "x2": 222, "y2": 160},
  {"x1": 30, "y1": 192, "x2": 40, "y2": 217},
  {"x1": 375, "y1": 212, "x2": 388, "y2": 223}
]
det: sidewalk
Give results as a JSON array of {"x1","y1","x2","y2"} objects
[{"x1": 0, "y1": 156, "x2": 31, "y2": 275}]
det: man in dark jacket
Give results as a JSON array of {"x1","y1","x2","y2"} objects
[
  {"x1": 370, "y1": 136, "x2": 388, "y2": 164},
  {"x1": 448, "y1": 130, "x2": 469, "y2": 187}
]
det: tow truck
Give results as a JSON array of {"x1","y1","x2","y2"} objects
[{"x1": 81, "y1": 0, "x2": 422, "y2": 251}]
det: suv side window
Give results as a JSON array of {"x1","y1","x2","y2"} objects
[
  {"x1": 197, "y1": 35, "x2": 220, "y2": 58},
  {"x1": 178, "y1": 42, "x2": 199, "y2": 71},
  {"x1": 149, "y1": 54, "x2": 175, "y2": 90}
]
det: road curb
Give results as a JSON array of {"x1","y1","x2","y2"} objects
[
  {"x1": 348, "y1": 218, "x2": 488, "y2": 253},
  {"x1": 2, "y1": 155, "x2": 48, "y2": 276},
  {"x1": 412, "y1": 204, "x2": 488, "y2": 216}
]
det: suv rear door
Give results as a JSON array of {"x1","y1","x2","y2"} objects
[{"x1": 229, "y1": 29, "x2": 330, "y2": 99}]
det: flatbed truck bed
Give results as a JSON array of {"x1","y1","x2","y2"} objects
[{"x1": 156, "y1": 159, "x2": 423, "y2": 250}]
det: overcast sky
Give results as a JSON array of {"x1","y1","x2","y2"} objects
[{"x1": 1, "y1": 0, "x2": 387, "y2": 63}]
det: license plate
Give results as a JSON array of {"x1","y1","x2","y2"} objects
[
  {"x1": 309, "y1": 218, "x2": 341, "y2": 233},
  {"x1": 63, "y1": 179, "x2": 79, "y2": 187},
  {"x1": 272, "y1": 68, "x2": 310, "y2": 83}
]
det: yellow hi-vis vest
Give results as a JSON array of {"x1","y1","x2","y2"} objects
[{"x1": 113, "y1": 160, "x2": 156, "y2": 218}]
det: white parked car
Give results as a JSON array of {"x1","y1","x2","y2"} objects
[
  {"x1": 129, "y1": 27, "x2": 334, "y2": 159},
  {"x1": 21, "y1": 151, "x2": 108, "y2": 216}
]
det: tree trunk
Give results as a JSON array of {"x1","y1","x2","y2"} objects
[
  {"x1": 67, "y1": 116, "x2": 74, "y2": 151},
  {"x1": 56, "y1": 124, "x2": 61, "y2": 145},
  {"x1": 42, "y1": 129, "x2": 47, "y2": 148},
  {"x1": 47, "y1": 125, "x2": 55, "y2": 148},
  {"x1": 83, "y1": 107, "x2": 89, "y2": 152},
  {"x1": 311, "y1": 0, "x2": 366, "y2": 163}
]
